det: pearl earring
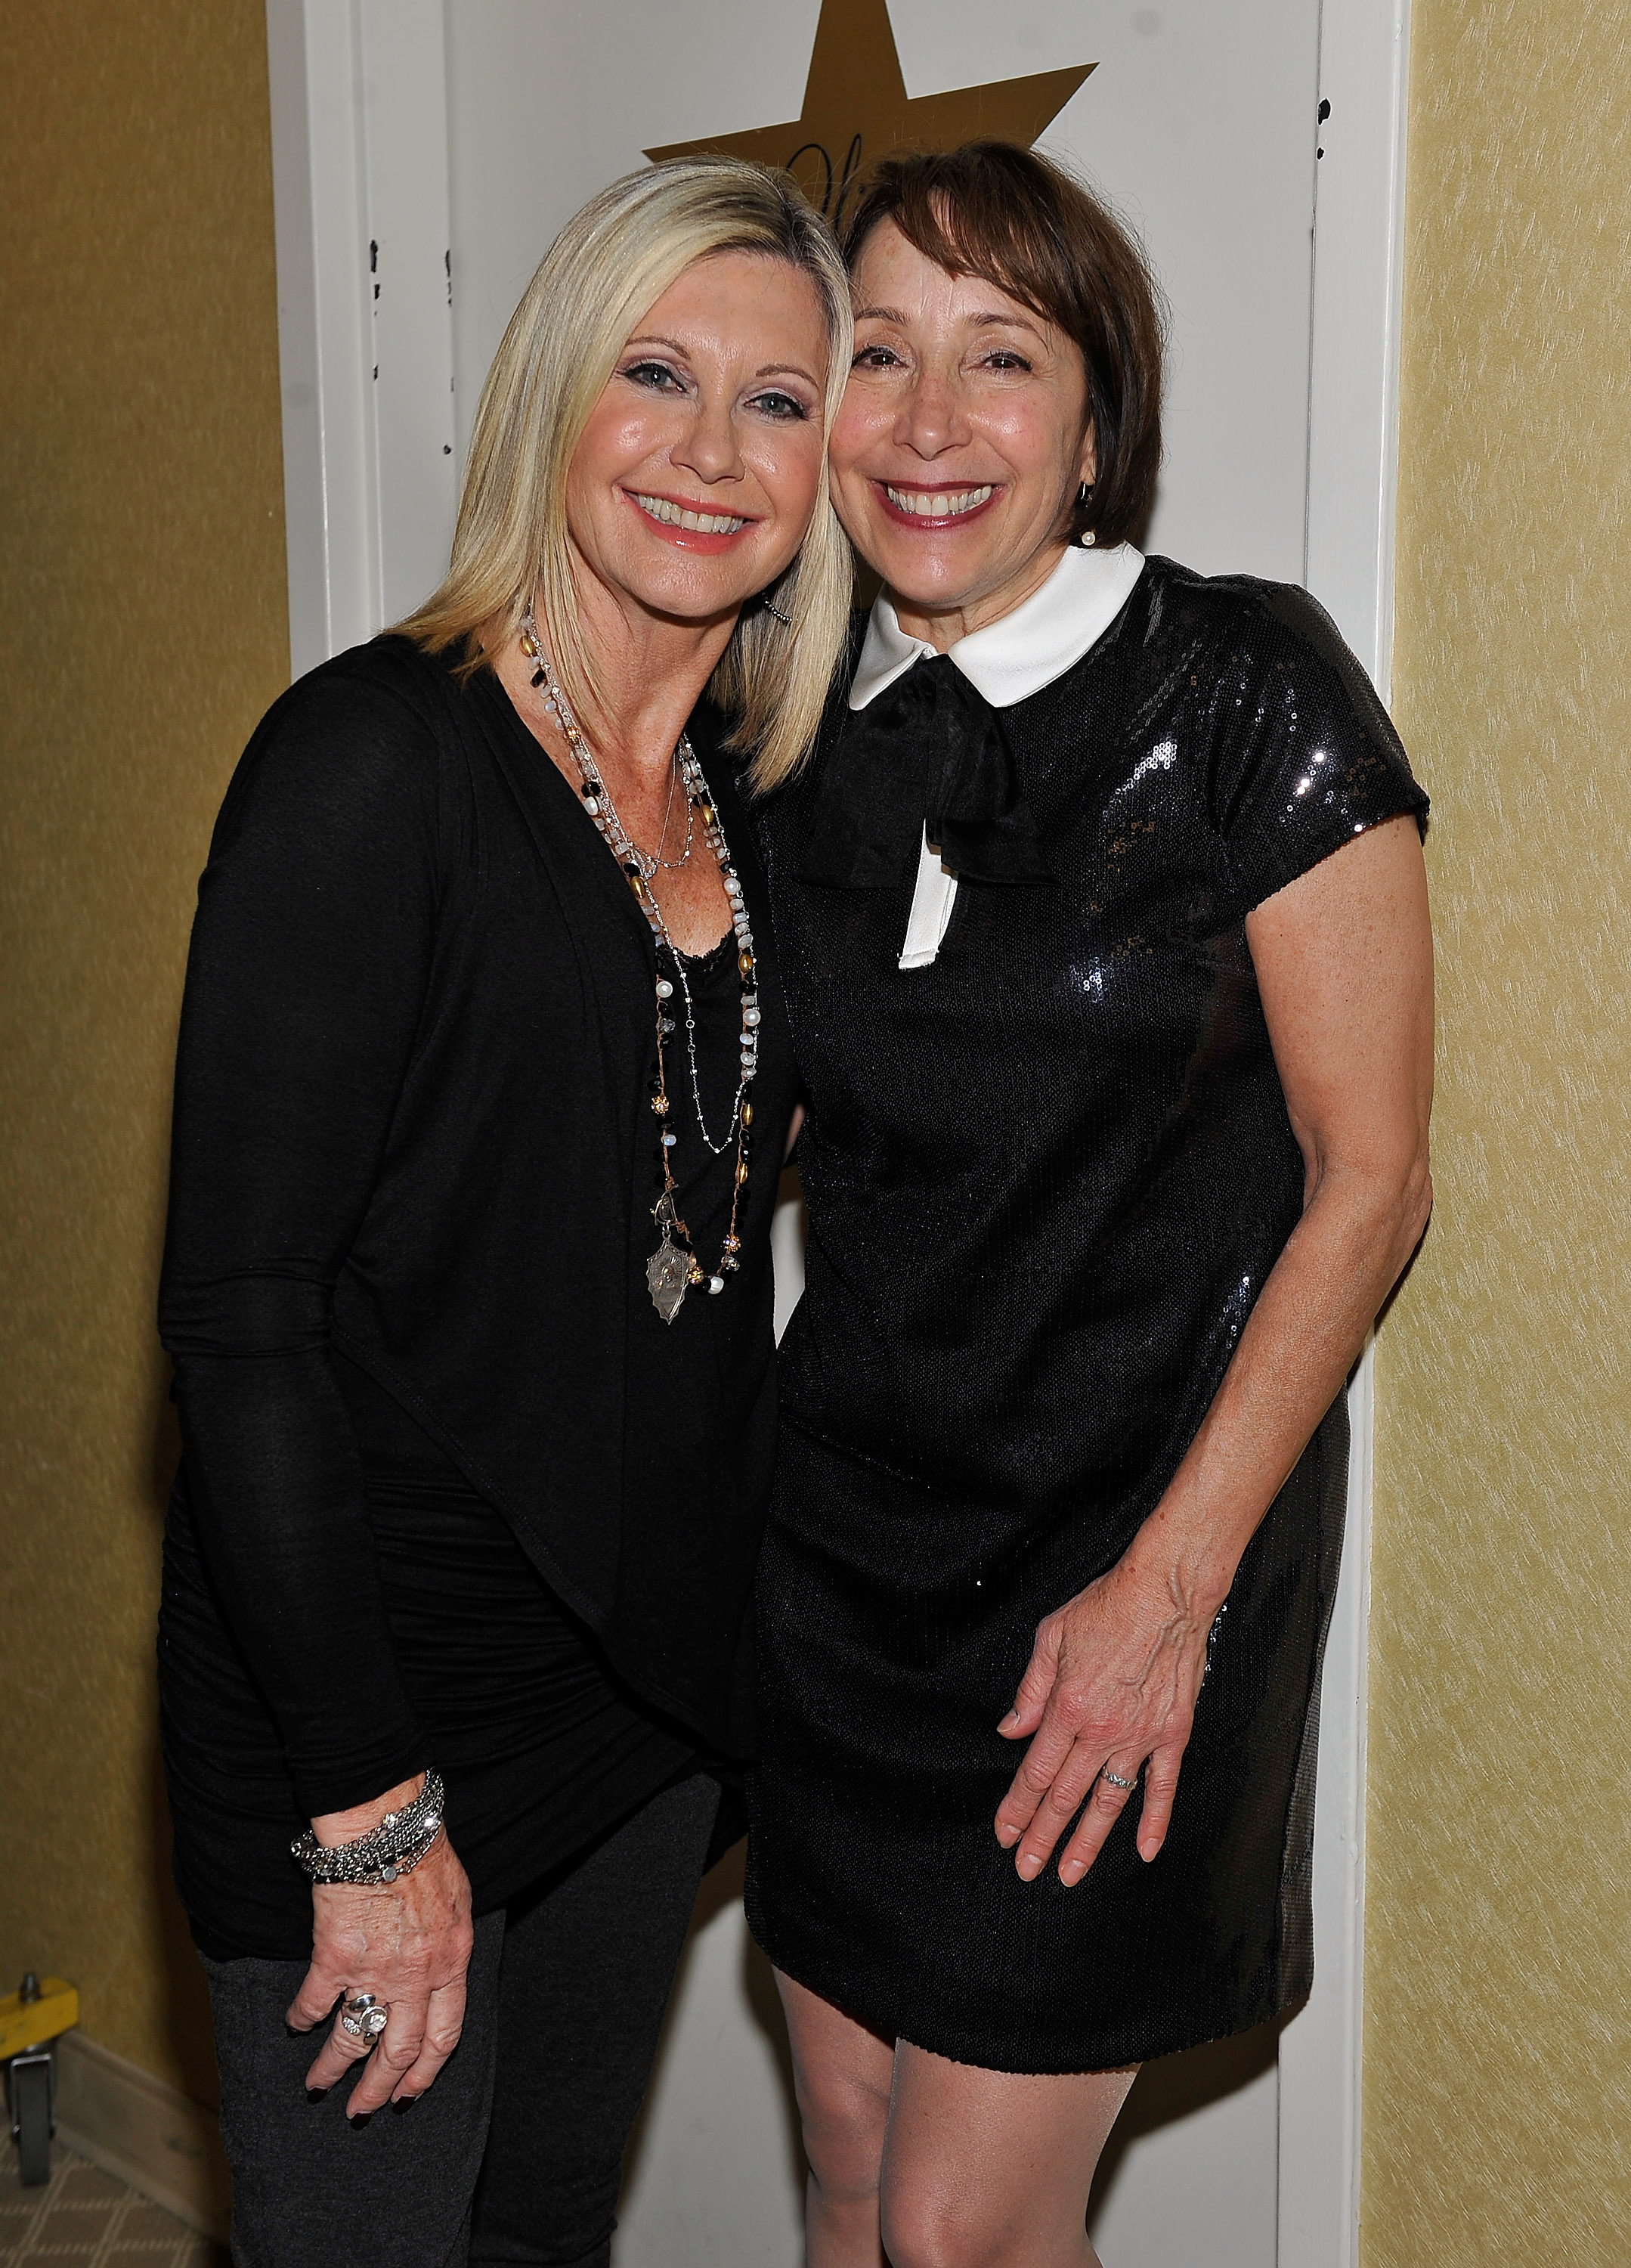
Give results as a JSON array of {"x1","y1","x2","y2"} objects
[{"x1": 1077, "y1": 482, "x2": 1097, "y2": 547}]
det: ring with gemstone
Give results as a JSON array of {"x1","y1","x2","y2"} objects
[
  {"x1": 1100, "y1": 1768, "x2": 1138, "y2": 1792},
  {"x1": 340, "y1": 1993, "x2": 389, "y2": 2043}
]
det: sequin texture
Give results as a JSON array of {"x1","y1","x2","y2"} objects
[{"x1": 744, "y1": 557, "x2": 1428, "y2": 2073}]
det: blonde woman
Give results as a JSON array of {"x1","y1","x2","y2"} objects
[{"x1": 156, "y1": 158, "x2": 850, "y2": 2268}]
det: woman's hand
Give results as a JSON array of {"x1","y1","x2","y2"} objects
[
  {"x1": 995, "y1": 1557, "x2": 1216, "y2": 1885},
  {"x1": 286, "y1": 1775, "x2": 475, "y2": 2116}
]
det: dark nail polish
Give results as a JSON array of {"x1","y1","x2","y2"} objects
[
  {"x1": 306, "y1": 2088, "x2": 328, "y2": 2105},
  {"x1": 391, "y1": 2096, "x2": 416, "y2": 2115},
  {"x1": 348, "y1": 2112, "x2": 373, "y2": 2130}
]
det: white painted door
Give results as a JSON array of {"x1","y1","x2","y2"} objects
[{"x1": 265, "y1": 5, "x2": 1411, "y2": 2261}]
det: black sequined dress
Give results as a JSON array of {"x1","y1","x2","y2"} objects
[{"x1": 745, "y1": 556, "x2": 1427, "y2": 2073}]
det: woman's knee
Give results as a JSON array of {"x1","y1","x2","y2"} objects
[
  {"x1": 880, "y1": 2197, "x2": 1039, "y2": 2268},
  {"x1": 790, "y1": 2056, "x2": 890, "y2": 2204},
  {"x1": 880, "y1": 2187, "x2": 971, "y2": 2268},
  {"x1": 880, "y1": 2150, "x2": 1070, "y2": 2268}
]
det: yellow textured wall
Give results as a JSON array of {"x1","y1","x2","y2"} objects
[
  {"x1": 0, "y1": 2, "x2": 288, "y2": 2096},
  {"x1": 1365, "y1": 2, "x2": 1631, "y2": 2260}
]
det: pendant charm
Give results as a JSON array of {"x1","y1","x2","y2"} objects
[
  {"x1": 518, "y1": 620, "x2": 751, "y2": 1325},
  {"x1": 647, "y1": 1233, "x2": 691, "y2": 1325}
]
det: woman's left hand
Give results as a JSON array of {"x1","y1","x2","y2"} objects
[{"x1": 995, "y1": 1556, "x2": 1215, "y2": 1885}]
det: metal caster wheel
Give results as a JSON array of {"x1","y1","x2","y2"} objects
[
  {"x1": 4, "y1": 1974, "x2": 76, "y2": 2190},
  {"x1": 11, "y1": 2053, "x2": 51, "y2": 2188}
]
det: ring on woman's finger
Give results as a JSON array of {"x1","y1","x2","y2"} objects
[
  {"x1": 1100, "y1": 1767, "x2": 1138, "y2": 1792},
  {"x1": 339, "y1": 1993, "x2": 390, "y2": 2044}
]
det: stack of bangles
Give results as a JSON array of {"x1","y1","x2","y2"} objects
[{"x1": 289, "y1": 1768, "x2": 445, "y2": 1888}]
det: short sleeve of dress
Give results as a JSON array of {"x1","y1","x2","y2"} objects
[{"x1": 1204, "y1": 581, "x2": 1428, "y2": 913}]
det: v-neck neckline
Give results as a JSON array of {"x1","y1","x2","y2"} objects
[{"x1": 469, "y1": 664, "x2": 738, "y2": 962}]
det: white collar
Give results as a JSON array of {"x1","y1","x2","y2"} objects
[{"x1": 849, "y1": 542, "x2": 1146, "y2": 713}]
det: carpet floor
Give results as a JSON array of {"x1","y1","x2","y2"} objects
[{"x1": 0, "y1": 2146, "x2": 226, "y2": 2266}]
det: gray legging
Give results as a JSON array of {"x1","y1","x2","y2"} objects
[{"x1": 204, "y1": 1774, "x2": 720, "y2": 2268}]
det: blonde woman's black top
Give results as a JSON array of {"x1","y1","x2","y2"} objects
[{"x1": 156, "y1": 639, "x2": 797, "y2": 1959}]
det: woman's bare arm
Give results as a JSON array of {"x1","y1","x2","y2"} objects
[{"x1": 993, "y1": 812, "x2": 1433, "y2": 1884}]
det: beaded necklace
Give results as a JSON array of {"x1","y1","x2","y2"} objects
[{"x1": 518, "y1": 618, "x2": 758, "y2": 1324}]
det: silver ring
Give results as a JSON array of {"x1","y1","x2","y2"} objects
[
  {"x1": 1100, "y1": 1768, "x2": 1138, "y2": 1792},
  {"x1": 339, "y1": 1993, "x2": 389, "y2": 2043}
]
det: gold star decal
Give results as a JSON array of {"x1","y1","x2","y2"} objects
[{"x1": 645, "y1": 0, "x2": 1094, "y2": 225}]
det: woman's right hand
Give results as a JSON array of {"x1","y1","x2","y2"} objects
[{"x1": 285, "y1": 1775, "x2": 475, "y2": 2117}]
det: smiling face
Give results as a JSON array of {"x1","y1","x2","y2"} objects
[
  {"x1": 565, "y1": 249, "x2": 830, "y2": 631},
  {"x1": 830, "y1": 220, "x2": 1097, "y2": 646}
]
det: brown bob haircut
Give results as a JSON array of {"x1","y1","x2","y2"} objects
[{"x1": 840, "y1": 142, "x2": 1165, "y2": 550}]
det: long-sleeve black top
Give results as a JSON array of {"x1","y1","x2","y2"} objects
[{"x1": 156, "y1": 637, "x2": 797, "y2": 1954}]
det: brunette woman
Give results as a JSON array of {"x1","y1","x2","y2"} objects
[
  {"x1": 747, "y1": 143, "x2": 1433, "y2": 2268},
  {"x1": 157, "y1": 157, "x2": 850, "y2": 2268}
]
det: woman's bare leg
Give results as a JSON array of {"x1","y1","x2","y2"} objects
[
  {"x1": 775, "y1": 1970, "x2": 893, "y2": 2267},
  {"x1": 776, "y1": 1968, "x2": 1136, "y2": 2268},
  {"x1": 880, "y1": 2042, "x2": 1137, "y2": 2268}
]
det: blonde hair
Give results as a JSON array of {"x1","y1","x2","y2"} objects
[{"x1": 397, "y1": 156, "x2": 853, "y2": 792}]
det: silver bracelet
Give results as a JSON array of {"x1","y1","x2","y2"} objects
[{"x1": 291, "y1": 1769, "x2": 445, "y2": 1886}]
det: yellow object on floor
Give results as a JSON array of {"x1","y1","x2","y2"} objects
[{"x1": 0, "y1": 1981, "x2": 76, "y2": 2062}]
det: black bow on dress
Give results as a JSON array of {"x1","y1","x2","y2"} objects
[{"x1": 796, "y1": 656, "x2": 1056, "y2": 888}]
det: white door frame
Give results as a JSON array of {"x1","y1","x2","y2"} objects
[
  {"x1": 265, "y1": 0, "x2": 459, "y2": 669},
  {"x1": 261, "y1": 7, "x2": 1413, "y2": 2259},
  {"x1": 1279, "y1": 6, "x2": 1413, "y2": 2266}
]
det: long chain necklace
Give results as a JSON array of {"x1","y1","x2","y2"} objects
[
  {"x1": 651, "y1": 762, "x2": 695, "y2": 870},
  {"x1": 519, "y1": 616, "x2": 759, "y2": 1324}
]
